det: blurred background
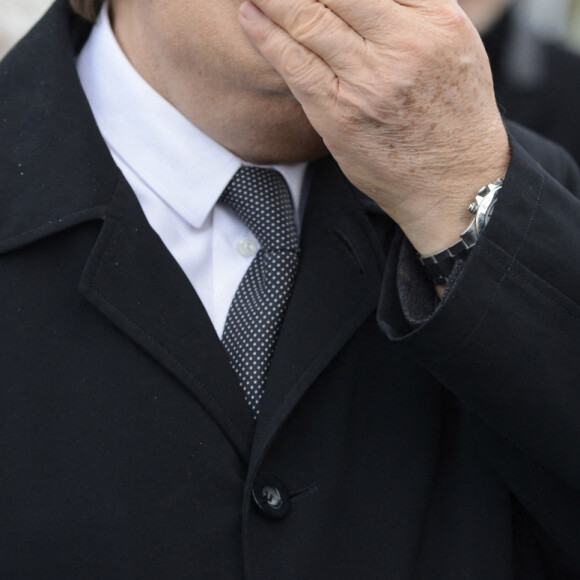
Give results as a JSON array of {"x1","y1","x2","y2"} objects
[
  {"x1": 2, "y1": 0, "x2": 580, "y2": 60},
  {"x1": 1, "y1": 0, "x2": 55, "y2": 58},
  {"x1": 1, "y1": 0, "x2": 53, "y2": 58},
  {"x1": 2, "y1": 0, "x2": 580, "y2": 57}
]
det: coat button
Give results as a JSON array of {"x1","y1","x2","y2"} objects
[{"x1": 252, "y1": 474, "x2": 291, "y2": 520}]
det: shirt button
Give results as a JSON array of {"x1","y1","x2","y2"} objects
[
  {"x1": 236, "y1": 237, "x2": 258, "y2": 258},
  {"x1": 252, "y1": 474, "x2": 291, "y2": 520}
]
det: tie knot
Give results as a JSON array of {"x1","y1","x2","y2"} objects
[{"x1": 220, "y1": 166, "x2": 299, "y2": 252}]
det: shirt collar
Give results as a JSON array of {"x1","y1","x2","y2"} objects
[{"x1": 76, "y1": 3, "x2": 307, "y2": 229}]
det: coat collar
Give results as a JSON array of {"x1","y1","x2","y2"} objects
[
  {"x1": 0, "y1": 0, "x2": 112, "y2": 254},
  {"x1": 0, "y1": 0, "x2": 259, "y2": 460}
]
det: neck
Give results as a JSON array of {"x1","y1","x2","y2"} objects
[
  {"x1": 110, "y1": 2, "x2": 327, "y2": 165},
  {"x1": 163, "y1": 86, "x2": 328, "y2": 165}
]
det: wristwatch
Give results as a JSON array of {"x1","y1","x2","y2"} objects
[{"x1": 418, "y1": 179, "x2": 503, "y2": 285}]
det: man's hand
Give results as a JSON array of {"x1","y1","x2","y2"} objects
[{"x1": 239, "y1": 0, "x2": 510, "y2": 256}]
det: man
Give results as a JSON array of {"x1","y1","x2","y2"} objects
[
  {"x1": 461, "y1": 0, "x2": 580, "y2": 164},
  {"x1": 1, "y1": 0, "x2": 579, "y2": 578}
]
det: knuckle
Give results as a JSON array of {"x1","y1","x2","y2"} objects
[
  {"x1": 288, "y1": 4, "x2": 329, "y2": 43},
  {"x1": 279, "y1": 42, "x2": 316, "y2": 84},
  {"x1": 438, "y1": 5, "x2": 467, "y2": 29}
]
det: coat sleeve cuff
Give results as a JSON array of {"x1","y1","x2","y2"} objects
[{"x1": 381, "y1": 127, "x2": 580, "y2": 354}]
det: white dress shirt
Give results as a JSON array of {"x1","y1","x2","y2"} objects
[{"x1": 76, "y1": 4, "x2": 308, "y2": 338}]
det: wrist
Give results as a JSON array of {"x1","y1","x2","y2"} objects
[{"x1": 403, "y1": 146, "x2": 510, "y2": 255}]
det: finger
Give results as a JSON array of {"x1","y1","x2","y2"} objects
[
  {"x1": 318, "y1": 0, "x2": 401, "y2": 39},
  {"x1": 247, "y1": 0, "x2": 367, "y2": 73},
  {"x1": 239, "y1": 1, "x2": 338, "y2": 105},
  {"x1": 393, "y1": 0, "x2": 454, "y2": 7},
  {"x1": 392, "y1": 0, "x2": 464, "y2": 24}
]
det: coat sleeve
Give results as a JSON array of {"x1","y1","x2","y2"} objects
[{"x1": 378, "y1": 123, "x2": 580, "y2": 572}]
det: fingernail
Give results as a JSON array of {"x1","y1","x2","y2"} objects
[{"x1": 240, "y1": 1, "x2": 262, "y2": 21}]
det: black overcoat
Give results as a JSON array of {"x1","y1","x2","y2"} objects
[{"x1": 1, "y1": 1, "x2": 580, "y2": 578}]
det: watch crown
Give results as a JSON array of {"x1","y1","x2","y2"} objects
[{"x1": 468, "y1": 202, "x2": 478, "y2": 214}]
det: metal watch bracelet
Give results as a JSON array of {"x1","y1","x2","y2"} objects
[{"x1": 418, "y1": 179, "x2": 504, "y2": 285}]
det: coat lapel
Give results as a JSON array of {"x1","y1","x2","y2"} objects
[
  {"x1": 0, "y1": 1, "x2": 256, "y2": 461},
  {"x1": 79, "y1": 160, "x2": 391, "y2": 468},
  {"x1": 251, "y1": 157, "x2": 394, "y2": 467},
  {"x1": 80, "y1": 178, "x2": 255, "y2": 461},
  {"x1": 0, "y1": 0, "x2": 392, "y2": 466}
]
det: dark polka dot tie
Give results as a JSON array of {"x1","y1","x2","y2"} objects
[{"x1": 220, "y1": 166, "x2": 300, "y2": 417}]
